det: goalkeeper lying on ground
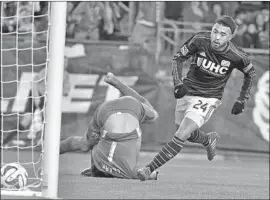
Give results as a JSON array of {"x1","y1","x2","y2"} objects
[{"x1": 60, "y1": 73, "x2": 159, "y2": 180}]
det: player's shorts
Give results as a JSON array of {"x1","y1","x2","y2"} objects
[
  {"x1": 91, "y1": 128, "x2": 142, "y2": 179},
  {"x1": 175, "y1": 95, "x2": 221, "y2": 128}
]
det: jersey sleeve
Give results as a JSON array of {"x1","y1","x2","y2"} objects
[
  {"x1": 235, "y1": 51, "x2": 253, "y2": 73},
  {"x1": 235, "y1": 50, "x2": 256, "y2": 103},
  {"x1": 177, "y1": 33, "x2": 202, "y2": 59},
  {"x1": 139, "y1": 102, "x2": 159, "y2": 124},
  {"x1": 172, "y1": 33, "x2": 202, "y2": 86}
]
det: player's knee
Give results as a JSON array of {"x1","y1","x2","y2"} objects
[{"x1": 175, "y1": 117, "x2": 199, "y2": 140}]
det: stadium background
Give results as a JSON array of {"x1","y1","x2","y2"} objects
[{"x1": 1, "y1": 1, "x2": 269, "y2": 153}]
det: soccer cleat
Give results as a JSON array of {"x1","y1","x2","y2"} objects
[
  {"x1": 206, "y1": 132, "x2": 220, "y2": 161},
  {"x1": 149, "y1": 171, "x2": 159, "y2": 181},
  {"x1": 80, "y1": 168, "x2": 93, "y2": 177},
  {"x1": 137, "y1": 167, "x2": 152, "y2": 181}
]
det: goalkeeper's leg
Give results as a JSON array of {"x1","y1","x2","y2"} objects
[
  {"x1": 60, "y1": 136, "x2": 91, "y2": 154},
  {"x1": 104, "y1": 72, "x2": 154, "y2": 109}
]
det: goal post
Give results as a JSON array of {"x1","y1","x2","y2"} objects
[
  {"x1": 1, "y1": 1, "x2": 67, "y2": 199},
  {"x1": 42, "y1": 2, "x2": 67, "y2": 198}
]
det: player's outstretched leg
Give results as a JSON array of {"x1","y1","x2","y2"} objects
[
  {"x1": 104, "y1": 72, "x2": 118, "y2": 87},
  {"x1": 205, "y1": 132, "x2": 220, "y2": 161},
  {"x1": 104, "y1": 72, "x2": 149, "y2": 106},
  {"x1": 104, "y1": 72, "x2": 141, "y2": 99}
]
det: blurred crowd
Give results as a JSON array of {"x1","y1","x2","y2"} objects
[
  {"x1": 65, "y1": 2, "x2": 129, "y2": 40},
  {"x1": 166, "y1": 1, "x2": 269, "y2": 49},
  {"x1": 1, "y1": 2, "x2": 42, "y2": 33},
  {"x1": 1, "y1": 1, "x2": 128, "y2": 41},
  {"x1": 1, "y1": 1, "x2": 269, "y2": 49}
]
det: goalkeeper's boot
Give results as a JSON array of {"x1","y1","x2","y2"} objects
[
  {"x1": 137, "y1": 166, "x2": 152, "y2": 181},
  {"x1": 80, "y1": 168, "x2": 93, "y2": 177},
  {"x1": 205, "y1": 132, "x2": 220, "y2": 161},
  {"x1": 104, "y1": 72, "x2": 117, "y2": 87}
]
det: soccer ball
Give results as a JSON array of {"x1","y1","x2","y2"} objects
[{"x1": 1, "y1": 163, "x2": 28, "y2": 190}]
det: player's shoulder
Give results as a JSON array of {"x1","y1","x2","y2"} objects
[
  {"x1": 229, "y1": 42, "x2": 249, "y2": 62},
  {"x1": 192, "y1": 31, "x2": 211, "y2": 41},
  {"x1": 188, "y1": 31, "x2": 211, "y2": 45}
]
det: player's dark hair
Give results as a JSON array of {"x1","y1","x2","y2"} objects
[{"x1": 215, "y1": 15, "x2": 237, "y2": 34}]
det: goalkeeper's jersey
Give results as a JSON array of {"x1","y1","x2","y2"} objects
[
  {"x1": 176, "y1": 31, "x2": 252, "y2": 100},
  {"x1": 91, "y1": 128, "x2": 142, "y2": 179},
  {"x1": 88, "y1": 96, "x2": 157, "y2": 179}
]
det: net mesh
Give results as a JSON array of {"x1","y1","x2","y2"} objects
[{"x1": 1, "y1": 1, "x2": 51, "y2": 191}]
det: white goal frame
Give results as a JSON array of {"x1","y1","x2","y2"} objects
[
  {"x1": 42, "y1": 2, "x2": 67, "y2": 199},
  {"x1": 1, "y1": 2, "x2": 67, "y2": 199}
]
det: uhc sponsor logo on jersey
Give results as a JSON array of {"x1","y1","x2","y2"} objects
[{"x1": 197, "y1": 58, "x2": 230, "y2": 75}]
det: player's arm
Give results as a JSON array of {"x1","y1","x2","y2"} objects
[
  {"x1": 238, "y1": 63, "x2": 256, "y2": 103},
  {"x1": 172, "y1": 34, "x2": 200, "y2": 86},
  {"x1": 172, "y1": 34, "x2": 199, "y2": 98},
  {"x1": 232, "y1": 56, "x2": 256, "y2": 115}
]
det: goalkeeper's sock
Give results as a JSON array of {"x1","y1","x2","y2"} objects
[
  {"x1": 187, "y1": 129, "x2": 209, "y2": 146},
  {"x1": 147, "y1": 136, "x2": 184, "y2": 173}
]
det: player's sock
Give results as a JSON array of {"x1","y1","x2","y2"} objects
[
  {"x1": 146, "y1": 135, "x2": 184, "y2": 173},
  {"x1": 187, "y1": 129, "x2": 209, "y2": 146}
]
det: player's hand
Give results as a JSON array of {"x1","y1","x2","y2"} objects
[
  {"x1": 231, "y1": 101, "x2": 245, "y2": 115},
  {"x1": 174, "y1": 83, "x2": 188, "y2": 99}
]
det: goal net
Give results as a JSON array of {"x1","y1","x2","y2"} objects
[{"x1": 1, "y1": 2, "x2": 67, "y2": 198}]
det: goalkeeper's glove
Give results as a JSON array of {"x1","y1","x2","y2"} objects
[
  {"x1": 174, "y1": 83, "x2": 188, "y2": 99},
  {"x1": 231, "y1": 100, "x2": 245, "y2": 115}
]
